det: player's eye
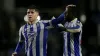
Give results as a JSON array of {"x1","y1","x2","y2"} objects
[
  {"x1": 31, "y1": 12, "x2": 34, "y2": 14},
  {"x1": 27, "y1": 12, "x2": 34, "y2": 14},
  {"x1": 27, "y1": 12, "x2": 30, "y2": 14}
]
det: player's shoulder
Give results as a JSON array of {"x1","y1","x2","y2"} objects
[
  {"x1": 40, "y1": 20, "x2": 50, "y2": 23},
  {"x1": 74, "y1": 18, "x2": 82, "y2": 26},
  {"x1": 76, "y1": 18, "x2": 82, "y2": 23},
  {"x1": 77, "y1": 20, "x2": 81, "y2": 23},
  {"x1": 19, "y1": 24, "x2": 26, "y2": 31},
  {"x1": 76, "y1": 19, "x2": 83, "y2": 27}
]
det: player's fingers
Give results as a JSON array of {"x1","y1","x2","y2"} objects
[
  {"x1": 12, "y1": 53, "x2": 15, "y2": 56},
  {"x1": 66, "y1": 4, "x2": 76, "y2": 11},
  {"x1": 66, "y1": 4, "x2": 76, "y2": 8},
  {"x1": 12, "y1": 54, "x2": 14, "y2": 56},
  {"x1": 12, "y1": 52, "x2": 17, "y2": 56}
]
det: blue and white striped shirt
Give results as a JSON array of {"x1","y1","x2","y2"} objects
[
  {"x1": 14, "y1": 13, "x2": 64, "y2": 56},
  {"x1": 63, "y1": 18, "x2": 82, "y2": 56}
]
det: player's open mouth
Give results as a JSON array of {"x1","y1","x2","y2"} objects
[{"x1": 29, "y1": 17, "x2": 32, "y2": 18}]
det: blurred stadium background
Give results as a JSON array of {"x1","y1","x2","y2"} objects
[{"x1": 0, "y1": 0, "x2": 100, "y2": 56}]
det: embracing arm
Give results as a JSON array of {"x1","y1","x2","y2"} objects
[
  {"x1": 65, "y1": 21, "x2": 82, "y2": 33},
  {"x1": 45, "y1": 11, "x2": 65, "y2": 28},
  {"x1": 45, "y1": 5, "x2": 76, "y2": 27}
]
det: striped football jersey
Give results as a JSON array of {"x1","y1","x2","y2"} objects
[
  {"x1": 63, "y1": 18, "x2": 82, "y2": 56},
  {"x1": 14, "y1": 13, "x2": 65, "y2": 56}
]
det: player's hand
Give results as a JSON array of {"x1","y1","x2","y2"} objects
[
  {"x1": 12, "y1": 52, "x2": 17, "y2": 56},
  {"x1": 66, "y1": 4, "x2": 76, "y2": 11},
  {"x1": 66, "y1": 4, "x2": 76, "y2": 8}
]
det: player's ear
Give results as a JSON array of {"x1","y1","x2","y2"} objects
[
  {"x1": 24, "y1": 15, "x2": 28, "y2": 22},
  {"x1": 36, "y1": 11, "x2": 39, "y2": 15}
]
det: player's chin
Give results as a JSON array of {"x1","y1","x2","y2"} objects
[
  {"x1": 29, "y1": 20, "x2": 33, "y2": 22},
  {"x1": 28, "y1": 18, "x2": 33, "y2": 21}
]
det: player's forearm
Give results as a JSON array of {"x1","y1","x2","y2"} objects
[
  {"x1": 51, "y1": 12, "x2": 65, "y2": 26},
  {"x1": 14, "y1": 41, "x2": 23, "y2": 53},
  {"x1": 66, "y1": 28, "x2": 81, "y2": 33},
  {"x1": 66, "y1": 26, "x2": 81, "y2": 33}
]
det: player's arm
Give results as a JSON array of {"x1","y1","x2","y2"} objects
[
  {"x1": 45, "y1": 11, "x2": 65, "y2": 28},
  {"x1": 65, "y1": 21, "x2": 82, "y2": 33},
  {"x1": 51, "y1": 12, "x2": 65, "y2": 26},
  {"x1": 12, "y1": 27, "x2": 24, "y2": 56},
  {"x1": 45, "y1": 5, "x2": 76, "y2": 27}
]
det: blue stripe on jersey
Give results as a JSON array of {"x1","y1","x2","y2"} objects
[
  {"x1": 74, "y1": 32, "x2": 80, "y2": 56},
  {"x1": 67, "y1": 25, "x2": 80, "y2": 29},
  {"x1": 15, "y1": 31, "x2": 24, "y2": 53},
  {"x1": 67, "y1": 32, "x2": 71, "y2": 56},
  {"x1": 24, "y1": 24, "x2": 28, "y2": 54},
  {"x1": 30, "y1": 25, "x2": 33, "y2": 56},
  {"x1": 15, "y1": 41, "x2": 21, "y2": 53},
  {"x1": 36, "y1": 23, "x2": 40, "y2": 56},
  {"x1": 51, "y1": 13, "x2": 64, "y2": 26},
  {"x1": 43, "y1": 28, "x2": 48, "y2": 56},
  {"x1": 44, "y1": 22, "x2": 50, "y2": 27}
]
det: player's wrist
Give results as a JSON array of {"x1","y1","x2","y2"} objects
[
  {"x1": 12, "y1": 52, "x2": 17, "y2": 56},
  {"x1": 12, "y1": 52, "x2": 17, "y2": 54}
]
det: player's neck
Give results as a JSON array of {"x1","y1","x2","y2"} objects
[{"x1": 28, "y1": 19, "x2": 38, "y2": 24}]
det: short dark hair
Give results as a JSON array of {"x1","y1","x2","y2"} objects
[
  {"x1": 68, "y1": 6, "x2": 77, "y2": 17},
  {"x1": 68, "y1": 6, "x2": 76, "y2": 12},
  {"x1": 27, "y1": 5, "x2": 39, "y2": 12}
]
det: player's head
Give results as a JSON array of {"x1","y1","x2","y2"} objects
[
  {"x1": 26, "y1": 5, "x2": 39, "y2": 23},
  {"x1": 65, "y1": 4, "x2": 77, "y2": 21}
]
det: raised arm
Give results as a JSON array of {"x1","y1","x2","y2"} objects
[
  {"x1": 44, "y1": 11, "x2": 65, "y2": 28},
  {"x1": 45, "y1": 5, "x2": 76, "y2": 27}
]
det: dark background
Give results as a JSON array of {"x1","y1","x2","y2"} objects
[{"x1": 0, "y1": 0, "x2": 100, "y2": 56}]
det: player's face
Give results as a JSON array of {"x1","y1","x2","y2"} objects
[
  {"x1": 27, "y1": 9, "x2": 39, "y2": 22},
  {"x1": 65, "y1": 9, "x2": 74, "y2": 21},
  {"x1": 67, "y1": 8, "x2": 74, "y2": 18}
]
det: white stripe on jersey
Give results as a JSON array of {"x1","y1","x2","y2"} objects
[
  {"x1": 70, "y1": 33, "x2": 75, "y2": 56},
  {"x1": 27, "y1": 25, "x2": 31, "y2": 56},
  {"x1": 32, "y1": 24, "x2": 37, "y2": 56},
  {"x1": 39, "y1": 22, "x2": 44, "y2": 56},
  {"x1": 79, "y1": 31, "x2": 82, "y2": 56},
  {"x1": 63, "y1": 32, "x2": 68, "y2": 56}
]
